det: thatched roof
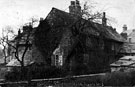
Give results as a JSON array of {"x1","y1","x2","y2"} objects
[
  {"x1": 34, "y1": 8, "x2": 126, "y2": 64},
  {"x1": 44, "y1": 8, "x2": 125, "y2": 42}
]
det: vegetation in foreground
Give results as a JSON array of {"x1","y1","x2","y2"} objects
[{"x1": 3, "y1": 67, "x2": 135, "y2": 86}]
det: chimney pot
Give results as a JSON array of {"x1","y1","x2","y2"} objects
[
  {"x1": 71, "y1": 1, "x2": 75, "y2": 5},
  {"x1": 18, "y1": 29, "x2": 21, "y2": 36},
  {"x1": 102, "y1": 12, "x2": 107, "y2": 26},
  {"x1": 103, "y1": 12, "x2": 106, "y2": 17},
  {"x1": 18, "y1": 29, "x2": 20, "y2": 33},
  {"x1": 76, "y1": 0, "x2": 80, "y2": 5},
  {"x1": 123, "y1": 24, "x2": 127, "y2": 31}
]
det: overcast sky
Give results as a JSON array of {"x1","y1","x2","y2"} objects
[{"x1": 0, "y1": 0, "x2": 135, "y2": 34}]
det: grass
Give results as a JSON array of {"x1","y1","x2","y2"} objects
[{"x1": 3, "y1": 69, "x2": 135, "y2": 86}]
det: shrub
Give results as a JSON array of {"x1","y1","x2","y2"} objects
[
  {"x1": 5, "y1": 64, "x2": 69, "y2": 81},
  {"x1": 32, "y1": 66, "x2": 67, "y2": 79},
  {"x1": 101, "y1": 71, "x2": 131, "y2": 86},
  {"x1": 5, "y1": 67, "x2": 28, "y2": 81},
  {"x1": 72, "y1": 64, "x2": 89, "y2": 75}
]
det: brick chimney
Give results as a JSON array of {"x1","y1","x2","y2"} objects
[
  {"x1": 121, "y1": 24, "x2": 128, "y2": 40},
  {"x1": 102, "y1": 12, "x2": 107, "y2": 26},
  {"x1": 121, "y1": 33, "x2": 127, "y2": 40},
  {"x1": 123, "y1": 24, "x2": 127, "y2": 32},
  {"x1": 75, "y1": 0, "x2": 81, "y2": 14},
  {"x1": 69, "y1": 0, "x2": 81, "y2": 17},
  {"x1": 69, "y1": 1, "x2": 76, "y2": 14}
]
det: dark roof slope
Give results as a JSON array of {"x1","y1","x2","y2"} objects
[
  {"x1": 93, "y1": 23, "x2": 126, "y2": 42},
  {"x1": 44, "y1": 7, "x2": 125, "y2": 42}
]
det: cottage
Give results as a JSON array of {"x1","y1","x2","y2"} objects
[
  {"x1": 120, "y1": 25, "x2": 135, "y2": 54},
  {"x1": 6, "y1": 0, "x2": 125, "y2": 75},
  {"x1": 33, "y1": 0, "x2": 125, "y2": 74}
]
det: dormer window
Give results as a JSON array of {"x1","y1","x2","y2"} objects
[{"x1": 52, "y1": 45, "x2": 63, "y2": 67}]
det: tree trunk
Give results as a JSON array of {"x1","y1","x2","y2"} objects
[
  {"x1": 3, "y1": 49, "x2": 6, "y2": 64},
  {"x1": 20, "y1": 62, "x2": 25, "y2": 80}
]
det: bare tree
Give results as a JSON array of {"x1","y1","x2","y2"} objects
[
  {"x1": 9, "y1": 26, "x2": 32, "y2": 67},
  {"x1": 81, "y1": 0, "x2": 117, "y2": 25},
  {"x1": 0, "y1": 25, "x2": 33, "y2": 79},
  {"x1": 82, "y1": 1, "x2": 102, "y2": 22},
  {"x1": 0, "y1": 26, "x2": 15, "y2": 64},
  {"x1": 29, "y1": 16, "x2": 39, "y2": 27},
  {"x1": 3, "y1": 25, "x2": 33, "y2": 80}
]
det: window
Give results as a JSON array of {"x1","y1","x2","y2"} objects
[
  {"x1": 54, "y1": 55, "x2": 63, "y2": 66},
  {"x1": 58, "y1": 55, "x2": 63, "y2": 66},
  {"x1": 55, "y1": 55, "x2": 59, "y2": 66}
]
